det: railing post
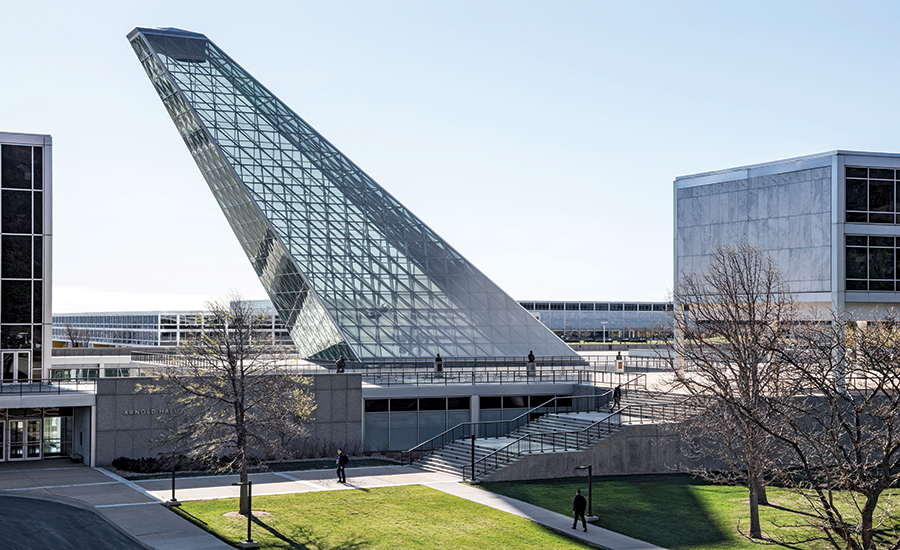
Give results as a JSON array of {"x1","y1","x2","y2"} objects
[{"x1": 470, "y1": 433, "x2": 476, "y2": 482}]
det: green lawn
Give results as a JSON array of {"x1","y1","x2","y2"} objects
[
  {"x1": 175, "y1": 485, "x2": 592, "y2": 549},
  {"x1": 481, "y1": 474, "x2": 899, "y2": 550}
]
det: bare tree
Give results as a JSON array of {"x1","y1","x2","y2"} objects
[
  {"x1": 667, "y1": 243, "x2": 795, "y2": 539},
  {"x1": 63, "y1": 323, "x2": 91, "y2": 348},
  {"x1": 760, "y1": 311, "x2": 900, "y2": 550},
  {"x1": 143, "y1": 294, "x2": 315, "y2": 515}
]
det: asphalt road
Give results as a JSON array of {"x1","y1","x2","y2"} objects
[{"x1": 0, "y1": 495, "x2": 149, "y2": 550}]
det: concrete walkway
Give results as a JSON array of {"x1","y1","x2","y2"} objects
[{"x1": 0, "y1": 460, "x2": 666, "y2": 550}]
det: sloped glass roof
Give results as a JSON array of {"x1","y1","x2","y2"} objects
[{"x1": 127, "y1": 27, "x2": 575, "y2": 361}]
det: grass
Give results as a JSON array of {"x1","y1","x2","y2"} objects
[
  {"x1": 481, "y1": 474, "x2": 900, "y2": 550},
  {"x1": 175, "y1": 485, "x2": 593, "y2": 549}
]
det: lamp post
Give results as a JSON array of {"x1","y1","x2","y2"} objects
[
  {"x1": 164, "y1": 460, "x2": 180, "y2": 508},
  {"x1": 601, "y1": 322, "x2": 608, "y2": 344},
  {"x1": 231, "y1": 481, "x2": 259, "y2": 549},
  {"x1": 574, "y1": 465, "x2": 597, "y2": 521}
]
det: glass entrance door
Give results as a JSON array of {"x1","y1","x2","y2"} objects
[
  {"x1": 25, "y1": 420, "x2": 41, "y2": 459},
  {"x1": 8, "y1": 421, "x2": 24, "y2": 460},
  {"x1": 0, "y1": 420, "x2": 5, "y2": 462},
  {"x1": 1, "y1": 352, "x2": 30, "y2": 382}
]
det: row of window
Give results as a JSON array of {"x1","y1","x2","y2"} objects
[
  {"x1": 519, "y1": 302, "x2": 671, "y2": 312},
  {"x1": 53, "y1": 315, "x2": 159, "y2": 328}
]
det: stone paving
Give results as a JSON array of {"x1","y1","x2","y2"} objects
[{"x1": 0, "y1": 459, "x2": 666, "y2": 550}]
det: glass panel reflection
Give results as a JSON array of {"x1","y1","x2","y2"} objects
[{"x1": 130, "y1": 28, "x2": 576, "y2": 360}]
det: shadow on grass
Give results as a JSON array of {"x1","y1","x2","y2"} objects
[{"x1": 251, "y1": 516, "x2": 370, "y2": 550}]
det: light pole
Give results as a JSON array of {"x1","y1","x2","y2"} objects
[
  {"x1": 601, "y1": 322, "x2": 608, "y2": 344},
  {"x1": 164, "y1": 460, "x2": 180, "y2": 508},
  {"x1": 574, "y1": 465, "x2": 597, "y2": 521},
  {"x1": 231, "y1": 481, "x2": 259, "y2": 549}
]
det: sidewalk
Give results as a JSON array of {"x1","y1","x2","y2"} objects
[{"x1": 0, "y1": 460, "x2": 666, "y2": 550}]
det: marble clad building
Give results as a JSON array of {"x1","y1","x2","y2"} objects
[{"x1": 675, "y1": 151, "x2": 900, "y2": 314}]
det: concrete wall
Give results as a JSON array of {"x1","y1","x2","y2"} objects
[
  {"x1": 483, "y1": 423, "x2": 704, "y2": 482},
  {"x1": 72, "y1": 406, "x2": 92, "y2": 464},
  {"x1": 94, "y1": 374, "x2": 363, "y2": 465}
]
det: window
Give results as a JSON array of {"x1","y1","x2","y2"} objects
[
  {"x1": 845, "y1": 167, "x2": 900, "y2": 224},
  {"x1": 1, "y1": 145, "x2": 32, "y2": 189},
  {"x1": 845, "y1": 235, "x2": 900, "y2": 291},
  {"x1": 550, "y1": 303, "x2": 564, "y2": 310}
]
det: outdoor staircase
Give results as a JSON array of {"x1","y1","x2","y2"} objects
[{"x1": 411, "y1": 388, "x2": 687, "y2": 479}]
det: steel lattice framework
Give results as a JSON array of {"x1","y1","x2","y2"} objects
[{"x1": 127, "y1": 27, "x2": 575, "y2": 361}]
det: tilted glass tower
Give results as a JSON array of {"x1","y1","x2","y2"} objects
[{"x1": 127, "y1": 27, "x2": 575, "y2": 361}]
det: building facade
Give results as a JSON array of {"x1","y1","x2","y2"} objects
[
  {"x1": 0, "y1": 132, "x2": 89, "y2": 465},
  {"x1": 0, "y1": 133, "x2": 52, "y2": 382},
  {"x1": 53, "y1": 309, "x2": 293, "y2": 349},
  {"x1": 519, "y1": 300, "x2": 671, "y2": 340},
  {"x1": 674, "y1": 150, "x2": 900, "y2": 314},
  {"x1": 53, "y1": 300, "x2": 670, "y2": 349},
  {"x1": 128, "y1": 27, "x2": 573, "y2": 361}
]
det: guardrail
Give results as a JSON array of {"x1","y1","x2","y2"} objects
[
  {"x1": 461, "y1": 397, "x2": 692, "y2": 480},
  {"x1": 400, "y1": 374, "x2": 646, "y2": 465},
  {"x1": 0, "y1": 378, "x2": 97, "y2": 395},
  {"x1": 360, "y1": 367, "x2": 644, "y2": 387}
]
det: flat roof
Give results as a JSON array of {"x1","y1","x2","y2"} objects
[{"x1": 675, "y1": 150, "x2": 900, "y2": 182}]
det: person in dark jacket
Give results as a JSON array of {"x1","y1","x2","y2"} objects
[
  {"x1": 573, "y1": 488, "x2": 587, "y2": 532},
  {"x1": 335, "y1": 355, "x2": 346, "y2": 373},
  {"x1": 336, "y1": 448, "x2": 348, "y2": 483},
  {"x1": 613, "y1": 384, "x2": 622, "y2": 411}
]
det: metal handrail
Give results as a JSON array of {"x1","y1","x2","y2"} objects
[
  {"x1": 401, "y1": 374, "x2": 646, "y2": 464},
  {"x1": 0, "y1": 377, "x2": 97, "y2": 395},
  {"x1": 462, "y1": 397, "x2": 693, "y2": 480}
]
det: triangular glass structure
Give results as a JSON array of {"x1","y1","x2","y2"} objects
[{"x1": 127, "y1": 27, "x2": 575, "y2": 361}]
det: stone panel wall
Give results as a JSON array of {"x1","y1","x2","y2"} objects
[
  {"x1": 94, "y1": 374, "x2": 363, "y2": 465},
  {"x1": 676, "y1": 166, "x2": 832, "y2": 293}
]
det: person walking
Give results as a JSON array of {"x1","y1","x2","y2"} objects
[
  {"x1": 613, "y1": 384, "x2": 622, "y2": 411},
  {"x1": 336, "y1": 448, "x2": 348, "y2": 483},
  {"x1": 572, "y1": 488, "x2": 588, "y2": 532},
  {"x1": 335, "y1": 355, "x2": 346, "y2": 373}
]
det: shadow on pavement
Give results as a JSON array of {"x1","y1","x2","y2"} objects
[{"x1": 0, "y1": 495, "x2": 150, "y2": 550}]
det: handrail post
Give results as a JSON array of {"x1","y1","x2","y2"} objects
[{"x1": 470, "y1": 433, "x2": 476, "y2": 482}]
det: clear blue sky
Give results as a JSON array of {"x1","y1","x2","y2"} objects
[{"x1": 3, "y1": 1, "x2": 899, "y2": 312}]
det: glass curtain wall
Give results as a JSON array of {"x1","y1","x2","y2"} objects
[
  {"x1": 0, "y1": 144, "x2": 45, "y2": 381},
  {"x1": 128, "y1": 27, "x2": 575, "y2": 361}
]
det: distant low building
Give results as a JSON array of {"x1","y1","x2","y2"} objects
[{"x1": 54, "y1": 300, "x2": 672, "y2": 349}]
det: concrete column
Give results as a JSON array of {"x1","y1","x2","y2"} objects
[{"x1": 89, "y1": 405, "x2": 97, "y2": 467}]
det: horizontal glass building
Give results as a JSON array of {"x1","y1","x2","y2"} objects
[{"x1": 128, "y1": 27, "x2": 574, "y2": 361}]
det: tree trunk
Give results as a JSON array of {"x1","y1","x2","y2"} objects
[
  {"x1": 748, "y1": 484, "x2": 762, "y2": 539},
  {"x1": 756, "y1": 481, "x2": 768, "y2": 506},
  {"x1": 860, "y1": 496, "x2": 877, "y2": 550}
]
